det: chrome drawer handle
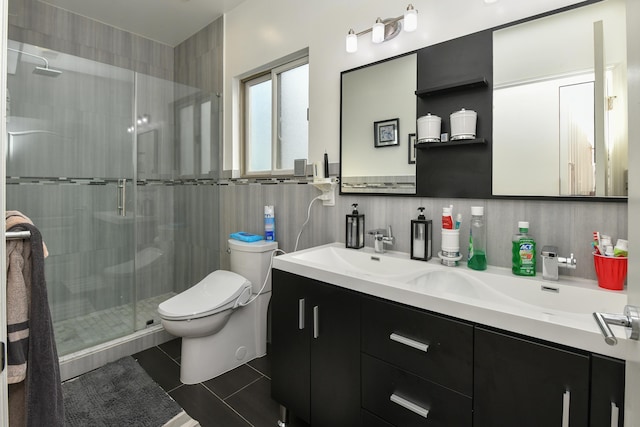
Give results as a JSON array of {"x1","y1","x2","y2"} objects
[
  {"x1": 562, "y1": 390, "x2": 570, "y2": 427},
  {"x1": 390, "y1": 393, "x2": 429, "y2": 419},
  {"x1": 390, "y1": 333, "x2": 429, "y2": 352}
]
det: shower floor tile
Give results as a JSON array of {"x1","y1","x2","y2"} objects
[{"x1": 53, "y1": 292, "x2": 175, "y2": 356}]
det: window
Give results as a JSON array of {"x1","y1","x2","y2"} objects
[{"x1": 243, "y1": 57, "x2": 309, "y2": 176}]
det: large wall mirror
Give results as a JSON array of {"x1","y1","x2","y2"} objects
[
  {"x1": 493, "y1": 0, "x2": 627, "y2": 198},
  {"x1": 340, "y1": 53, "x2": 417, "y2": 194},
  {"x1": 340, "y1": 0, "x2": 628, "y2": 198}
]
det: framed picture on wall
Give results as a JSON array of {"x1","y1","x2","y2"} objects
[
  {"x1": 374, "y1": 118, "x2": 399, "y2": 148},
  {"x1": 408, "y1": 133, "x2": 416, "y2": 164}
]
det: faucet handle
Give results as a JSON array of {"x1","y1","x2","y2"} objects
[
  {"x1": 387, "y1": 225, "x2": 393, "y2": 238},
  {"x1": 558, "y1": 252, "x2": 577, "y2": 269}
]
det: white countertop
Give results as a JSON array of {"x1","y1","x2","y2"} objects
[{"x1": 273, "y1": 242, "x2": 640, "y2": 362}]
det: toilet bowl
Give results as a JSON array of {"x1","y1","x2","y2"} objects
[{"x1": 158, "y1": 239, "x2": 277, "y2": 384}]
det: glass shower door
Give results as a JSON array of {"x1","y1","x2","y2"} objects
[{"x1": 6, "y1": 41, "x2": 137, "y2": 355}]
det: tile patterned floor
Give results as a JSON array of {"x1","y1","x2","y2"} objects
[
  {"x1": 54, "y1": 292, "x2": 175, "y2": 355},
  {"x1": 133, "y1": 339, "x2": 310, "y2": 427}
]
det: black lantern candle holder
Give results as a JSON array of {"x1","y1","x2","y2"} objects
[
  {"x1": 346, "y1": 203, "x2": 365, "y2": 249},
  {"x1": 411, "y1": 207, "x2": 432, "y2": 261}
]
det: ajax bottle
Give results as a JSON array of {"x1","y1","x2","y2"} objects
[{"x1": 512, "y1": 221, "x2": 536, "y2": 276}]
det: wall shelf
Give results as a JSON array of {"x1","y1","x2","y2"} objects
[
  {"x1": 415, "y1": 77, "x2": 488, "y2": 97},
  {"x1": 416, "y1": 138, "x2": 487, "y2": 149}
]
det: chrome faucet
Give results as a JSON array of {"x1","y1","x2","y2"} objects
[
  {"x1": 593, "y1": 305, "x2": 640, "y2": 345},
  {"x1": 368, "y1": 226, "x2": 394, "y2": 253},
  {"x1": 541, "y1": 245, "x2": 577, "y2": 281}
]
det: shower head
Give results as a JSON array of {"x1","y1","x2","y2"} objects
[
  {"x1": 7, "y1": 47, "x2": 63, "y2": 78},
  {"x1": 33, "y1": 66, "x2": 62, "y2": 77}
]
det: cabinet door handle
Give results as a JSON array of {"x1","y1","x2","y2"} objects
[
  {"x1": 611, "y1": 401, "x2": 619, "y2": 427},
  {"x1": 313, "y1": 306, "x2": 319, "y2": 339},
  {"x1": 390, "y1": 393, "x2": 429, "y2": 419},
  {"x1": 298, "y1": 299, "x2": 305, "y2": 330},
  {"x1": 389, "y1": 333, "x2": 429, "y2": 352},
  {"x1": 562, "y1": 390, "x2": 570, "y2": 427}
]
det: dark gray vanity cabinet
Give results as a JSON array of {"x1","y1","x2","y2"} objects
[
  {"x1": 270, "y1": 269, "x2": 361, "y2": 427},
  {"x1": 474, "y1": 326, "x2": 590, "y2": 427},
  {"x1": 590, "y1": 354, "x2": 625, "y2": 427},
  {"x1": 271, "y1": 270, "x2": 626, "y2": 427}
]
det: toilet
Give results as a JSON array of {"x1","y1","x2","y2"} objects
[{"x1": 158, "y1": 239, "x2": 278, "y2": 384}]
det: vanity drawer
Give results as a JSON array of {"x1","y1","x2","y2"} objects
[
  {"x1": 362, "y1": 354, "x2": 472, "y2": 427},
  {"x1": 361, "y1": 296, "x2": 473, "y2": 396},
  {"x1": 362, "y1": 410, "x2": 395, "y2": 427}
]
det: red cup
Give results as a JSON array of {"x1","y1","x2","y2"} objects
[{"x1": 593, "y1": 252, "x2": 627, "y2": 290}]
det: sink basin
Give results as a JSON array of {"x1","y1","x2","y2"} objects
[
  {"x1": 405, "y1": 269, "x2": 516, "y2": 305},
  {"x1": 290, "y1": 245, "x2": 434, "y2": 281}
]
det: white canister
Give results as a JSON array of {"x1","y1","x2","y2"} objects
[
  {"x1": 450, "y1": 108, "x2": 477, "y2": 140},
  {"x1": 417, "y1": 114, "x2": 442, "y2": 143}
]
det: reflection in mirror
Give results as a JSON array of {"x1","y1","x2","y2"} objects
[
  {"x1": 493, "y1": 0, "x2": 627, "y2": 197},
  {"x1": 340, "y1": 53, "x2": 417, "y2": 194},
  {"x1": 137, "y1": 129, "x2": 159, "y2": 177}
]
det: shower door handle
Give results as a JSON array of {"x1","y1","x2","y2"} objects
[{"x1": 117, "y1": 179, "x2": 127, "y2": 216}]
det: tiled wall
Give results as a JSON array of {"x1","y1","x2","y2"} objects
[
  {"x1": 8, "y1": 0, "x2": 174, "y2": 80},
  {"x1": 173, "y1": 19, "x2": 224, "y2": 283},
  {"x1": 220, "y1": 180, "x2": 627, "y2": 281}
]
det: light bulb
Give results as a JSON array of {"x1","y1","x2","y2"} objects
[
  {"x1": 346, "y1": 29, "x2": 357, "y2": 53},
  {"x1": 372, "y1": 18, "x2": 385, "y2": 44},
  {"x1": 404, "y1": 5, "x2": 417, "y2": 32}
]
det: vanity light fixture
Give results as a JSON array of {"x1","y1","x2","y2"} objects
[{"x1": 346, "y1": 4, "x2": 418, "y2": 53}]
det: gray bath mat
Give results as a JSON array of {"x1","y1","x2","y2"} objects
[{"x1": 63, "y1": 356, "x2": 183, "y2": 426}]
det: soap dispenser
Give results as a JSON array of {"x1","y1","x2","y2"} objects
[
  {"x1": 346, "y1": 203, "x2": 365, "y2": 249},
  {"x1": 411, "y1": 207, "x2": 432, "y2": 261}
]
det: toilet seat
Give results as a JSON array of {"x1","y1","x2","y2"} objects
[{"x1": 158, "y1": 270, "x2": 251, "y2": 321}]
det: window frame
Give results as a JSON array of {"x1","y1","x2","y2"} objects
[{"x1": 241, "y1": 55, "x2": 309, "y2": 178}]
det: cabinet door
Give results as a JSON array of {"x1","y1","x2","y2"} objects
[
  {"x1": 474, "y1": 327, "x2": 589, "y2": 427},
  {"x1": 271, "y1": 269, "x2": 311, "y2": 422},
  {"x1": 310, "y1": 281, "x2": 361, "y2": 427},
  {"x1": 590, "y1": 354, "x2": 625, "y2": 427}
]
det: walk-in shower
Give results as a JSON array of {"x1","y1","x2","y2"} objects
[{"x1": 5, "y1": 41, "x2": 220, "y2": 365}]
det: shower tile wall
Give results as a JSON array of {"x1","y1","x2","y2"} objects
[{"x1": 8, "y1": 0, "x2": 174, "y2": 80}]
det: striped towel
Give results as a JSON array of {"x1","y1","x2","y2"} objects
[{"x1": 6, "y1": 236, "x2": 30, "y2": 384}]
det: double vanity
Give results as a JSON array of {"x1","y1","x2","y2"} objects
[{"x1": 271, "y1": 243, "x2": 633, "y2": 426}]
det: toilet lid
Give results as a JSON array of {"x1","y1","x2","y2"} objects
[{"x1": 158, "y1": 270, "x2": 251, "y2": 320}]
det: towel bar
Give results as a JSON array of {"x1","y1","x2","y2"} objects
[{"x1": 5, "y1": 230, "x2": 32, "y2": 241}]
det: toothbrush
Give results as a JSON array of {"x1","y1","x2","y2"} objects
[
  {"x1": 593, "y1": 231, "x2": 602, "y2": 255},
  {"x1": 455, "y1": 213, "x2": 462, "y2": 230}
]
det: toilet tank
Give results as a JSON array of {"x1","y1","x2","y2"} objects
[{"x1": 229, "y1": 239, "x2": 278, "y2": 294}]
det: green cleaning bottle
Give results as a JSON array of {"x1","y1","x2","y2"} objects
[
  {"x1": 512, "y1": 221, "x2": 536, "y2": 276},
  {"x1": 468, "y1": 206, "x2": 487, "y2": 270}
]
